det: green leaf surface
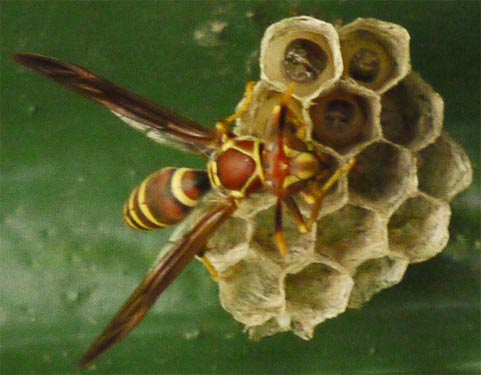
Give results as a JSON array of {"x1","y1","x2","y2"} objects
[{"x1": 1, "y1": 1, "x2": 479, "y2": 374}]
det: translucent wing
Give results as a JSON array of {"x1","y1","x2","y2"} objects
[
  {"x1": 13, "y1": 53, "x2": 218, "y2": 155},
  {"x1": 78, "y1": 197, "x2": 237, "y2": 367}
]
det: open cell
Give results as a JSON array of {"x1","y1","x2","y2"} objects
[
  {"x1": 339, "y1": 18, "x2": 411, "y2": 93},
  {"x1": 250, "y1": 203, "x2": 317, "y2": 268},
  {"x1": 236, "y1": 81, "x2": 305, "y2": 141},
  {"x1": 315, "y1": 204, "x2": 388, "y2": 272},
  {"x1": 260, "y1": 16, "x2": 343, "y2": 99},
  {"x1": 205, "y1": 216, "x2": 251, "y2": 271},
  {"x1": 308, "y1": 80, "x2": 381, "y2": 154},
  {"x1": 283, "y1": 38, "x2": 328, "y2": 84},
  {"x1": 388, "y1": 193, "x2": 451, "y2": 262},
  {"x1": 381, "y1": 73, "x2": 444, "y2": 151},
  {"x1": 218, "y1": 252, "x2": 285, "y2": 327},
  {"x1": 417, "y1": 133, "x2": 473, "y2": 202},
  {"x1": 348, "y1": 255, "x2": 409, "y2": 308},
  {"x1": 283, "y1": 260, "x2": 353, "y2": 339},
  {"x1": 348, "y1": 142, "x2": 417, "y2": 212}
]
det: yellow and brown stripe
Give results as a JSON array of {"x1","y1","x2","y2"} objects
[{"x1": 123, "y1": 167, "x2": 210, "y2": 230}]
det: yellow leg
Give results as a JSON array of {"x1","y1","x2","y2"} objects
[
  {"x1": 197, "y1": 255, "x2": 219, "y2": 282},
  {"x1": 283, "y1": 196, "x2": 308, "y2": 233},
  {"x1": 298, "y1": 168, "x2": 330, "y2": 205},
  {"x1": 306, "y1": 158, "x2": 356, "y2": 230},
  {"x1": 274, "y1": 198, "x2": 288, "y2": 257},
  {"x1": 284, "y1": 106, "x2": 307, "y2": 139},
  {"x1": 320, "y1": 157, "x2": 356, "y2": 194},
  {"x1": 215, "y1": 81, "x2": 256, "y2": 135}
]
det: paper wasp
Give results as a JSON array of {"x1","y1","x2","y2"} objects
[{"x1": 13, "y1": 53, "x2": 355, "y2": 367}]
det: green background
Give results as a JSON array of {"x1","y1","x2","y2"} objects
[{"x1": 1, "y1": 1, "x2": 479, "y2": 374}]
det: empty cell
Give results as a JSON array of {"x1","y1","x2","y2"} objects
[
  {"x1": 417, "y1": 133, "x2": 473, "y2": 201},
  {"x1": 236, "y1": 81, "x2": 305, "y2": 141},
  {"x1": 218, "y1": 252, "x2": 285, "y2": 326},
  {"x1": 250, "y1": 204, "x2": 317, "y2": 266},
  {"x1": 315, "y1": 204, "x2": 388, "y2": 271},
  {"x1": 388, "y1": 193, "x2": 451, "y2": 262},
  {"x1": 284, "y1": 260, "x2": 353, "y2": 339},
  {"x1": 348, "y1": 255, "x2": 409, "y2": 308},
  {"x1": 381, "y1": 73, "x2": 444, "y2": 151},
  {"x1": 348, "y1": 142, "x2": 417, "y2": 212}
]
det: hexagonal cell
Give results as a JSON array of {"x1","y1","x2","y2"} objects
[
  {"x1": 234, "y1": 191, "x2": 278, "y2": 222},
  {"x1": 348, "y1": 141, "x2": 417, "y2": 213},
  {"x1": 246, "y1": 315, "x2": 291, "y2": 341},
  {"x1": 339, "y1": 18, "x2": 411, "y2": 93},
  {"x1": 417, "y1": 133, "x2": 473, "y2": 202},
  {"x1": 260, "y1": 16, "x2": 343, "y2": 99},
  {"x1": 218, "y1": 251, "x2": 285, "y2": 326},
  {"x1": 388, "y1": 193, "x2": 451, "y2": 263},
  {"x1": 348, "y1": 255, "x2": 409, "y2": 308},
  {"x1": 235, "y1": 81, "x2": 305, "y2": 141},
  {"x1": 249, "y1": 203, "x2": 320, "y2": 271},
  {"x1": 284, "y1": 260, "x2": 353, "y2": 339},
  {"x1": 205, "y1": 216, "x2": 251, "y2": 272},
  {"x1": 381, "y1": 72, "x2": 444, "y2": 151},
  {"x1": 308, "y1": 80, "x2": 382, "y2": 154},
  {"x1": 315, "y1": 204, "x2": 388, "y2": 272},
  {"x1": 248, "y1": 257, "x2": 353, "y2": 340},
  {"x1": 312, "y1": 153, "x2": 352, "y2": 216}
]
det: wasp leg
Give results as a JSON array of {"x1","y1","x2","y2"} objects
[
  {"x1": 267, "y1": 83, "x2": 299, "y2": 137},
  {"x1": 215, "y1": 81, "x2": 256, "y2": 136},
  {"x1": 306, "y1": 158, "x2": 356, "y2": 230},
  {"x1": 281, "y1": 105, "x2": 307, "y2": 139},
  {"x1": 283, "y1": 196, "x2": 308, "y2": 234},
  {"x1": 274, "y1": 198, "x2": 288, "y2": 257},
  {"x1": 196, "y1": 254, "x2": 219, "y2": 282},
  {"x1": 298, "y1": 189, "x2": 316, "y2": 205},
  {"x1": 298, "y1": 168, "x2": 330, "y2": 205}
]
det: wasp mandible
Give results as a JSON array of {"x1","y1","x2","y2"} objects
[{"x1": 13, "y1": 53, "x2": 355, "y2": 367}]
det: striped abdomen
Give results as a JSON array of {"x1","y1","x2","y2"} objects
[{"x1": 124, "y1": 168, "x2": 211, "y2": 230}]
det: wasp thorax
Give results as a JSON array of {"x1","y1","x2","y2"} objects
[
  {"x1": 261, "y1": 136, "x2": 322, "y2": 196},
  {"x1": 208, "y1": 138, "x2": 263, "y2": 198}
]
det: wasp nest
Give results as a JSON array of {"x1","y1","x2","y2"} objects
[{"x1": 205, "y1": 17, "x2": 473, "y2": 340}]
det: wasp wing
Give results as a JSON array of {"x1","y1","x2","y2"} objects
[
  {"x1": 78, "y1": 197, "x2": 237, "y2": 367},
  {"x1": 12, "y1": 53, "x2": 218, "y2": 155}
]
